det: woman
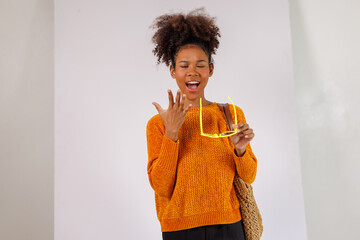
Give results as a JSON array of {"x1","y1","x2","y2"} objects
[{"x1": 146, "y1": 8, "x2": 258, "y2": 240}]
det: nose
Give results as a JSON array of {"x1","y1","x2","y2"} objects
[{"x1": 186, "y1": 65, "x2": 199, "y2": 77}]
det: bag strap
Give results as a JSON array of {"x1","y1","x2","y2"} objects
[{"x1": 217, "y1": 103, "x2": 234, "y2": 131}]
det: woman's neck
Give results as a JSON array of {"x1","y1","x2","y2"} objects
[{"x1": 185, "y1": 98, "x2": 213, "y2": 109}]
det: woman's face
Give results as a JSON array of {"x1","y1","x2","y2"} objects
[{"x1": 170, "y1": 44, "x2": 213, "y2": 102}]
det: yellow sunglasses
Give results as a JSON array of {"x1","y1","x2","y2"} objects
[{"x1": 200, "y1": 96, "x2": 238, "y2": 138}]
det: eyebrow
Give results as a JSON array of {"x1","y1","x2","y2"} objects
[{"x1": 178, "y1": 60, "x2": 206, "y2": 63}]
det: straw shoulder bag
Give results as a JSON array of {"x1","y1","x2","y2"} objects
[{"x1": 217, "y1": 103, "x2": 263, "y2": 240}]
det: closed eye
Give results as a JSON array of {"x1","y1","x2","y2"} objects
[{"x1": 180, "y1": 65, "x2": 205, "y2": 68}]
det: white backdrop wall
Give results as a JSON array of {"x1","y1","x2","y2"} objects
[
  {"x1": 3, "y1": 1, "x2": 360, "y2": 240},
  {"x1": 289, "y1": 1, "x2": 360, "y2": 239},
  {"x1": 0, "y1": 1, "x2": 54, "y2": 240},
  {"x1": 54, "y1": 0, "x2": 307, "y2": 239}
]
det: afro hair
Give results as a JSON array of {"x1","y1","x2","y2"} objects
[{"x1": 150, "y1": 8, "x2": 221, "y2": 67}]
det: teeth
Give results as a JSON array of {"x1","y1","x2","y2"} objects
[{"x1": 187, "y1": 81, "x2": 199, "y2": 84}]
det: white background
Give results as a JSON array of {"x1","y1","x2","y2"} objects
[
  {"x1": 55, "y1": 0, "x2": 306, "y2": 239},
  {"x1": 289, "y1": 0, "x2": 360, "y2": 239},
  {"x1": 3, "y1": 0, "x2": 360, "y2": 240},
  {"x1": 0, "y1": 1, "x2": 54, "y2": 240}
]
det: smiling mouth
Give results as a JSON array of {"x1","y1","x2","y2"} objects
[{"x1": 186, "y1": 82, "x2": 200, "y2": 91}]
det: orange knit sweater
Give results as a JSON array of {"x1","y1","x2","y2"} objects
[{"x1": 146, "y1": 102, "x2": 257, "y2": 232}]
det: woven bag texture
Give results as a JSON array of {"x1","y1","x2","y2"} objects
[{"x1": 233, "y1": 172, "x2": 263, "y2": 240}]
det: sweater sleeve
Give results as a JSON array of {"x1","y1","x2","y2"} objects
[
  {"x1": 232, "y1": 106, "x2": 258, "y2": 185},
  {"x1": 146, "y1": 116, "x2": 179, "y2": 198}
]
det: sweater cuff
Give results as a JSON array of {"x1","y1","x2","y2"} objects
[
  {"x1": 234, "y1": 147, "x2": 249, "y2": 158},
  {"x1": 156, "y1": 135, "x2": 180, "y2": 176},
  {"x1": 233, "y1": 147, "x2": 257, "y2": 184},
  {"x1": 234, "y1": 148, "x2": 251, "y2": 162}
]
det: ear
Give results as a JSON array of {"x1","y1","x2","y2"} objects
[
  {"x1": 209, "y1": 63, "x2": 214, "y2": 77},
  {"x1": 170, "y1": 65, "x2": 176, "y2": 79}
]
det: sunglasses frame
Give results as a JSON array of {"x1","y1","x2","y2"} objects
[{"x1": 200, "y1": 96, "x2": 238, "y2": 138}]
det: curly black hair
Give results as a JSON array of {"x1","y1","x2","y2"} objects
[{"x1": 150, "y1": 8, "x2": 221, "y2": 67}]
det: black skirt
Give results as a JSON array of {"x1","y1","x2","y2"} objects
[{"x1": 162, "y1": 220, "x2": 246, "y2": 240}]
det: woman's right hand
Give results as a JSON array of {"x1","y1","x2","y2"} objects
[{"x1": 152, "y1": 89, "x2": 192, "y2": 142}]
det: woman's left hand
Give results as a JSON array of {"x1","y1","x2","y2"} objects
[{"x1": 230, "y1": 122, "x2": 255, "y2": 154}]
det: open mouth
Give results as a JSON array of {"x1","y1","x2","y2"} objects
[{"x1": 186, "y1": 82, "x2": 200, "y2": 92}]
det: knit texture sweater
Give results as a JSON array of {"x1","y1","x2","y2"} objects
[{"x1": 146, "y1": 102, "x2": 257, "y2": 232}]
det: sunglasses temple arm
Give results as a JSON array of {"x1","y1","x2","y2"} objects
[
  {"x1": 227, "y1": 96, "x2": 238, "y2": 130},
  {"x1": 200, "y1": 98, "x2": 204, "y2": 134}
]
